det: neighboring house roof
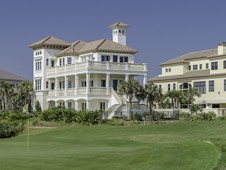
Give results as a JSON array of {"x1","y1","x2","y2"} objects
[
  {"x1": 0, "y1": 69, "x2": 27, "y2": 81},
  {"x1": 56, "y1": 38, "x2": 137, "y2": 56},
  {"x1": 29, "y1": 36, "x2": 71, "y2": 49},
  {"x1": 160, "y1": 49, "x2": 217, "y2": 66},
  {"x1": 149, "y1": 70, "x2": 211, "y2": 82},
  {"x1": 109, "y1": 22, "x2": 129, "y2": 28}
]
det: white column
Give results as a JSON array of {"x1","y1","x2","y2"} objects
[
  {"x1": 94, "y1": 74, "x2": 98, "y2": 87},
  {"x1": 125, "y1": 74, "x2": 129, "y2": 82},
  {"x1": 75, "y1": 74, "x2": 78, "y2": 95},
  {"x1": 143, "y1": 74, "x2": 147, "y2": 87},
  {"x1": 86, "y1": 73, "x2": 90, "y2": 94},
  {"x1": 74, "y1": 100, "x2": 78, "y2": 110},
  {"x1": 65, "y1": 101, "x2": 68, "y2": 108},
  {"x1": 55, "y1": 77, "x2": 58, "y2": 96},
  {"x1": 106, "y1": 73, "x2": 110, "y2": 94},
  {"x1": 86, "y1": 100, "x2": 90, "y2": 110},
  {"x1": 65, "y1": 76, "x2": 68, "y2": 96},
  {"x1": 55, "y1": 101, "x2": 58, "y2": 106}
]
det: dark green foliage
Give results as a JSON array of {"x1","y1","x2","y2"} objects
[
  {"x1": 0, "y1": 120, "x2": 25, "y2": 138},
  {"x1": 0, "y1": 111, "x2": 31, "y2": 121},
  {"x1": 40, "y1": 107, "x2": 102, "y2": 125},
  {"x1": 35, "y1": 101, "x2": 42, "y2": 113},
  {"x1": 180, "y1": 111, "x2": 217, "y2": 121},
  {"x1": 133, "y1": 113, "x2": 143, "y2": 121},
  {"x1": 201, "y1": 111, "x2": 216, "y2": 121}
]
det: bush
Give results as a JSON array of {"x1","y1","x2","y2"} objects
[
  {"x1": 0, "y1": 111, "x2": 31, "y2": 121},
  {"x1": 133, "y1": 113, "x2": 143, "y2": 121},
  {"x1": 76, "y1": 110, "x2": 102, "y2": 125},
  {"x1": 0, "y1": 120, "x2": 25, "y2": 138},
  {"x1": 201, "y1": 111, "x2": 216, "y2": 121}
]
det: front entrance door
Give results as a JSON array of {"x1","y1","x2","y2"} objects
[{"x1": 113, "y1": 80, "x2": 118, "y2": 91}]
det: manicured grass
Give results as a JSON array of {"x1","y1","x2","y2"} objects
[{"x1": 0, "y1": 121, "x2": 226, "y2": 170}]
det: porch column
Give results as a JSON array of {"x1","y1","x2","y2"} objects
[
  {"x1": 75, "y1": 74, "x2": 78, "y2": 95},
  {"x1": 65, "y1": 76, "x2": 68, "y2": 96},
  {"x1": 86, "y1": 73, "x2": 90, "y2": 94},
  {"x1": 55, "y1": 101, "x2": 58, "y2": 106},
  {"x1": 55, "y1": 77, "x2": 59, "y2": 96},
  {"x1": 74, "y1": 100, "x2": 78, "y2": 110},
  {"x1": 125, "y1": 74, "x2": 129, "y2": 82},
  {"x1": 106, "y1": 73, "x2": 110, "y2": 95},
  {"x1": 86, "y1": 100, "x2": 90, "y2": 110},
  {"x1": 143, "y1": 74, "x2": 147, "y2": 87},
  {"x1": 65, "y1": 101, "x2": 68, "y2": 108},
  {"x1": 94, "y1": 74, "x2": 98, "y2": 87}
]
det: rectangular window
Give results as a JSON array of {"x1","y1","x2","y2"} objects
[
  {"x1": 120, "y1": 56, "x2": 123, "y2": 63},
  {"x1": 46, "y1": 81, "x2": 48, "y2": 89},
  {"x1": 224, "y1": 60, "x2": 226, "y2": 69},
  {"x1": 159, "y1": 84, "x2": 162, "y2": 89},
  {"x1": 68, "y1": 81, "x2": 72, "y2": 89},
  {"x1": 211, "y1": 62, "x2": 218, "y2": 70},
  {"x1": 168, "y1": 84, "x2": 170, "y2": 92},
  {"x1": 67, "y1": 102, "x2": 72, "y2": 108},
  {"x1": 62, "y1": 81, "x2": 65, "y2": 89},
  {"x1": 63, "y1": 58, "x2": 65, "y2": 65},
  {"x1": 188, "y1": 65, "x2": 191, "y2": 70},
  {"x1": 101, "y1": 55, "x2": 110, "y2": 62},
  {"x1": 194, "y1": 81, "x2": 206, "y2": 94},
  {"x1": 59, "y1": 81, "x2": 62, "y2": 89},
  {"x1": 82, "y1": 81, "x2": 86, "y2": 87},
  {"x1": 165, "y1": 68, "x2": 168, "y2": 72},
  {"x1": 51, "y1": 60, "x2": 54, "y2": 67},
  {"x1": 193, "y1": 65, "x2": 198, "y2": 70},
  {"x1": 82, "y1": 103, "x2": 86, "y2": 111},
  {"x1": 90, "y1": 80, "x2": 94, "y2": 87},
  {"x1": 209, "y1": 80, "x2": 214, "y2": 92},
  {"x1": 113, "y1": 55, "x2": 118, "y2": 62},
  {"x1": 67, "y1": 57, "x2": 72, "y2": 64},
  {"x1": 100, "y1": 102, "x2": 106, "y2": 111},
  {"x1": 59, "y1": 59, "x2": 62, "y2": 66},
  {"x1": 206, "y1": 63, "x2": 209, "y2": 69},
  {"x1": 46, "y1": 59, "x2": 49, "y2": 66},
  {"x1": 173, "y1": 83, "x2": 176, "y2": 90},
  {"x1": 169, "y1": 68, "x2": 171, "y2": 72},
  {"x1": 101, "y1": 80, "x2": 106, "y2": 87},
  {"x1": 199, "y1": 64, "x2": 202, "y2": 70},
  {"x1": 124, "y1": 57, "x2": 128, "y2": 62},
  {"x1": 35, "y1": 79, "x2": 41, "y2": 90},
  {"x1": 35, "y1": 60, "x2": 42, "y2": 70},
  {"x1": 51, "y1": 83, "x2": 55, "y2": 90},
  {"x1": 224, "y1": 80, "x2": 226, "y2": 91}
]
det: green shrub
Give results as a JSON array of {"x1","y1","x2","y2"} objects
[
  {"x1": 0, "y1": 120, "x2": 25, "y2": 138},
  {"x1": 41, "y1": 106, "x2": 65, "y2": 121},
  {"x1": 133, "y1": 113, "x2": 143, "y2": 121},
  {"x1": 76, "y1": 111, "x2": 101, "y2": 125},
  {"x1": 201, "y1": 111, "x2": 216, "y2": 121}
]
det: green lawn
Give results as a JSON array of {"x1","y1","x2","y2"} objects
[{"x1": 0, "y1": 121, "x2": 226, "y2": 170}]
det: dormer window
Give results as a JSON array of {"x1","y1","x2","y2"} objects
[{"x1": 193, "y1": 65, "x2": 198, "y2": 70}]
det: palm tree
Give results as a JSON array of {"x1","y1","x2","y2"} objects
[
  {"x1": 0, "y1": 81, "x2": 14, "y2": 110},
  {"x1": 17, "y1": 81, "x2": 35, "y2": 112},
  {"x1": 117, "y1": 79, "x2": 142, "y2": 120},
  {"x1": 143, "y1": 83, "x2": 162, "y2": 112}
]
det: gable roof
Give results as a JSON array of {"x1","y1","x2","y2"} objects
[
  {"x1": 109, "y1": 22, "x2": 129, "y2": 28},
  {"x1": 56, "y1": 38, "x2": 137, "y2": 56},
  {"x1": 0, "y1": 69, "x2": 27, "y2": 81},
  {"x1": 160, "y1": 49, "x2": 217, "y2": 66},
  {"x1": 29, "y1": 36, "x2": 71, "y2": 49}
]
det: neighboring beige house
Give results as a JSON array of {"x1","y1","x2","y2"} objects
[
  {"x1": 29, "y1": 22, "x2": 147, "y2": 118},
  {"x1": 149, "y1": 42, "x2": 226, "y2": 115},
  {"x1": 0, "y1": 69, "x2": 27, "y2": 86}
]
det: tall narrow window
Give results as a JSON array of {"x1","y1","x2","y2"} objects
[
  {"x1": 224, "y1": 60, "x2": 226, "y2": 69},
  {"x1": 224, "y1": 79, "x2": 226, "y2": 91},
  {"x1": 46, "y1": 59, "x2": 49, "y2": 66},
  {"x1": 82, "y1": 103, "x2": 86, "y2": 111},
  {"x1": 194, "y1": 81, "x2": 206, "y2": 94},
  {"x1": 67, "y1": 57, "x2": 72, "y2": 64},
  {"x1": 120, "y1": 56, "x2": 123, "y2": 63},
  {"x1": 101, "y1": 80, "x2": 106, "y2": 87},
  {"x1": 206, "y1": 63, "x2": 209, "y2": 69},
  {"x1": 199, "y1": 64, "x2": 202, "y2": 70},
  {"x1": 35, "y1": 79, "x2": 41, "y2": 90},
  {"x1": 68, "y1": 80, "x2": 72, "y2": 88},
  {"x1": 209, "y1": 80, "x2": 214, "y2": 92},
  {"x1": 82, "y1": 81, "x2": 86, "y2": 87},
  {"x1": 68, "y1": 102, "x2": 72, "y2": 108},
  {"x1": 113, "y1": 55, "x2": 118, "y2": 62},
  {"x1": 100, "y1": 102, "x2": 106, "y2": 111},
  {"x1": 168, "y1": 84, "x2": 170, "y2": 92},
  {"x1": 173, "y1": 83, "x2": 176, "y2": 90},
  {"x1": 101, "y1": 55, "x2": 110, "y2": 62},
  {"x1": 188, "y1": 65, "x2": 191, "y2": 70},
  {"x1": 59, "y1": 59, "x2": 62, "y2": 66},
  {"x1": 63, "y1": 58, "x2": 65, "y2": 65},
  {"x1": 46, "y1": 81, "x2": 48, "y2": 89},
  {"x1": 51, "y1": 82, "x2": 55, "y2": 90},
  {"x1": 124, "y1": 57, "x2": 128, "y2": 62},
  {"x1": 51, "y1": 60, "x2": 55, "y2": 67}
]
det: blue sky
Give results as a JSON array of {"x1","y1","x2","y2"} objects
[{"x1": 1, "y1": 0, "x2": 226, "y2": 79}]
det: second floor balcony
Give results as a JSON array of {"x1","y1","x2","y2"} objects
[{"x1": 47, "y1": 61, "x2": 147, "y2": 77}]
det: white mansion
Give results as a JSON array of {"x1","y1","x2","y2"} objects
[
  {"x1": 29, "y1": 22, "x2": 147, "y2": 117},
  {"x1": 149, "y1": 42, "x2": 226, "y2": 114}
]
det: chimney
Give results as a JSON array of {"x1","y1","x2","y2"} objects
[{"x1": 218, "y1": 42, "x2": 226, "y2": 55}]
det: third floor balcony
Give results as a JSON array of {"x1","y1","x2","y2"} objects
[{"x1": 47, "y1": 61, "x2": 147, "y2": 77}]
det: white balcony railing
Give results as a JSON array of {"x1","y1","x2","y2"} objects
[
  {"x1": 47, "y1": 87, "x2": 108, "y2": 98},
  {"x1": 47, "y1": 61, "x2": 147, "y2": 76}
]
